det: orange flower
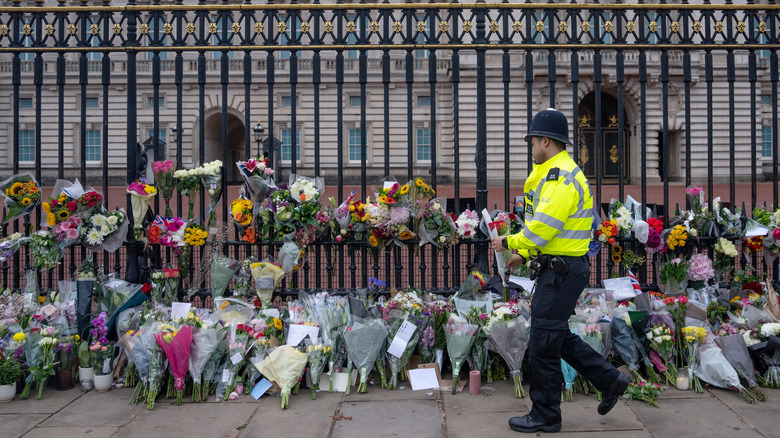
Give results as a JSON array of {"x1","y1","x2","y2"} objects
[
  {"x1": 243, "y1": 228, "x2": 256, "y2": 243},
  {"x1": 607, "y1": 237, "x2": 616, "y2": 245},
  {"x1": 148, "y1": 226, "x2": 161, "y2": 244}
]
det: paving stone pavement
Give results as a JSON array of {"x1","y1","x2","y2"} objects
[{"x1": 2, "y1": 380, "x2": 779, "y2": 438}]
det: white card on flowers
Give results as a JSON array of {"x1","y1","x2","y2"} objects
[
  {"x1": 230, "y1": 353, "x2": 243, "y2": 365},
  {"x1": 286, "y1": 324, "x2": 320, "y2": 346},
  {"x1": 387, "y1": 320, "x2": 417, "y2": 359},
  {"x1": 171, "y1": 302, "x2": 191, "y2": 320},
  {"x1": 602, "y1": 277, "x2": 638, "y2": 301}
]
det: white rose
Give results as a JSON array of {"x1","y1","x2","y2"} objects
[
  {"x1": 174, "y1": 170, "x2": 187, "y2": 179},
  {"x1": 433, "y1": 202, "x2": 441, "y2": 211},
  {"x1": 106, "y1": 215, "x2": 118, "y2": 226},
  {"x1": 690, "y1": 228, "x2": 698, "y2": 237},
  {"x1": 662, "y1": 335, "x2": 671, "y2": 342},
  {"x1": 646, "y1": 333, "x2": 652, "y2": 340},
  {"x1": 653, "y1": 336, "x2": 662, "y2": 344}
]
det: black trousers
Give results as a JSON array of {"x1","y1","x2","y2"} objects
[{"x1": 527, "y1": 256, "x2": 621, "y2": 423}]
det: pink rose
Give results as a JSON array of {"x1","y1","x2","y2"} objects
[{"x1": 774, "y1": 228, "x2": 780, "y2": 239}]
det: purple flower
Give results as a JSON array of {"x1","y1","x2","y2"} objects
[
  {"x1": 645, "y1": 229, "x2": 664, "y2": 254},
  {"x1": 389, "y1": 206, "x2": 410, "y2": 225}
]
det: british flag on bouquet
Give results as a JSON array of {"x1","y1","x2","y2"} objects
[{"x1": 627, "y1": 268, "x2": 643, "y2": 293}]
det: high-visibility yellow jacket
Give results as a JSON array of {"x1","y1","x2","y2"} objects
[{"x1": 506, "y1": 150, "x2": 594, "y2": 260}]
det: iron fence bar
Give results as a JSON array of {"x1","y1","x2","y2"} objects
[
  {"x1": 475, "y1": 1, "x2": 488, "y2": 273},
  {"x1": 175, "y1": 0, "x2": 184, "y2": 220},
  {"x1": 502, "y1": 49, "x2": 510, "y2": 212},
  {"x1": 661, "y1": 48, "x2": 669, "y2": 220},
  {"x1": 313, "y1": 1, "x2": 322, "y2": 291},
  {"x1": 639, "y1": 48, "x2": 646, "y2": 221},
  {"x1": 594, "y1": 48, "x2": 602, "y2": 285},
  {"x1": 706, "y1": 48, "x2": 714, "y2": 215},
  {"x1": 683, "y1": 49, "x2": 691, "y2": 192},
  {"x1": 125, "y1": 0, "x2": 140, "y2": 284},
  {"x1": 404, "y1": 0, "x2": 414, "y2": 289},
  {"x1": 101, "y1": 0, "x2": 112, "y2": 273},
  {"x1": 616, "y1": 48, "x2": 625, "y2": 202},
  {"x1": 728, "y1": 48, "x2": 736, "y2": 210},
  {"x1": 452, "y1": 48, "x2": 460, "y2": 289}
]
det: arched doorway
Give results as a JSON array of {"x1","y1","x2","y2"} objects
[
  {"x1": 577, "y1": 93, "x2": 630, "y2": 184},
  {"x1": 202, "y1": 110, "x2": 246, "y2": 184}
]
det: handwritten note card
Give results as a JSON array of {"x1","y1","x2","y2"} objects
[{"x1": 387, "y1": 320, "x2": 417, "y2": 358}]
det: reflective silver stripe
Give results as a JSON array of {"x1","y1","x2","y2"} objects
[
  {"x1": 569, "y1": 209, "x2": 594, "y2": 219},
  {"x1": 558, "y1": 229, "x2": 592, "y2": 240},
  {"x1": 532, "y1": 212, "x2": 565, "y2": 231},
  {"x1": 523, "y1": 228, "x2": 549, "y2": 246}
]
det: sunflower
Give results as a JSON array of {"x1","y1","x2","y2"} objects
[
  {"x1": 369, "y1": 235, "x2": 379, "y2": 247},
  {"x1": 399, "y1": 230, "x2": 414, "y2": 240},
  {"x1": 611, "y1": 253, "x2": 622, "y2": 263},
  {"x1": 20, "y1": 197, "x2": 31, "y2": 206},
  {"x1": 423, "y1": 184, "x2": 430, "y2": 193},
  {"x1": 57, "y1": 209, "x2": 70, "y2": 221},
  {"x1": 8, "y1": 182, "x2": 23, "y2": 197},
  {"x1": 416, "y1": 178, "x2": 424, "y2": 187},
  {"x1": 611, "y1": 244, "x2": 622, "y2": 255},
  {"x1": 399, "y1": 184, "x2": 410, "y2": 195}
]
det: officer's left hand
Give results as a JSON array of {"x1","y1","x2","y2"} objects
[{"x1": 490, "y1": 236, "x2": 505, "y2": 252}]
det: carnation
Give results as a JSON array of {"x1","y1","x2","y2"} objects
[
  {"x1": 645, "y1": 229, "x2": 664, "y2": 254},
  {"x1": 687, "y1": 254, "x2": 715, "y2": 282}
]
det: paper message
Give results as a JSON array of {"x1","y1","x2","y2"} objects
[
  {"x1": 408, "y1": 368, "x2": 440, "y2": 391},
  {"x1": 256, "y1": 277, "x2": 274, "y2": 289},
  {"x1": 602, "y1": 277, "x2": 638, "y2": 301},
  {"x1": 230, "y1": 352, "x2": 243, "y2": 365},
  {"x1": 286, "y1": 324, "x2": 320, "y2": 346},
  {"x1": 383, "y1": 181, "x2": 397, "y2": 190},
  {"x1": 387, "y1": 320, "x2": 417, "y2": 358},
  {"x1": 509, "y1": 276, "x2": 535, "y2": 292},
  {"x1": 251, "y1": 378, "x2": 272, "y2": 400},
  {"x1": 171, "y1": 302, "x2": 191, "y2": 320}
]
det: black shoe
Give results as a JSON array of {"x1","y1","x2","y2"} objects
[
  {"x1": 598, "y1": 373, "x2": 630, "y2": 415},
  {"x1": 508, "y1": 414, "x2": 562, "y2": 433}
]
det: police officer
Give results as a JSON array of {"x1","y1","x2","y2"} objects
[{"x1": 490, "y1": 109, "x2": 629, "y2": 434}]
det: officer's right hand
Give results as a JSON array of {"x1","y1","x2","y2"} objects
[{"x1": 505, "y1": 253, "x2": 525, "y2": 269}]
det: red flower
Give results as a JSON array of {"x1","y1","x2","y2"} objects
[
  {"x1": 51, "y1": 199, "x2": 58, "y2": 206},
  {"x1": 663, "y1": 297, "x2": 676, "y2": 306},
  {"x1": 677, "y1": 296, "x2": 689, "y2": 304},
  {"x1": 141, "y1": 283, "x2": 152, "y2": 294},
  {"x1": 743, "y1": 281, "x2": 764, "y2": 296},
  {"x1": 67, "y1": 201, "x2": 77, "y2": 211}
]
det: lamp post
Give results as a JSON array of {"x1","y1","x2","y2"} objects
[{"x1": 253, "y1": 122, "x2": 264, "y2": 158}]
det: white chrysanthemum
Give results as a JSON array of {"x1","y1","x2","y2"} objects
[
  {"x1": 86, "y1": 229, "x2": 104, "y2": 245},
  {"x1": 743, "y1": 331, "x2": 760, "y2": 347},
  {"x1": 760, "y1": 323, "x2": 780, "y2": 338},
  {"x1": 91, "y1": 214, "x2": 107, "y2": 227},
  {"x1": 9, "y1": 232, "x2": 23, "y2": 240}
]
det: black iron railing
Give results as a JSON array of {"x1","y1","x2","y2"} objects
[{"x1": 0, "y1": 1, "x2": 779, "y2": 298}]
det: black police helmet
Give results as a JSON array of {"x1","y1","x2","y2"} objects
[{"x1": 523, "y1": 108, "x2": 572, "y2": 146}]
